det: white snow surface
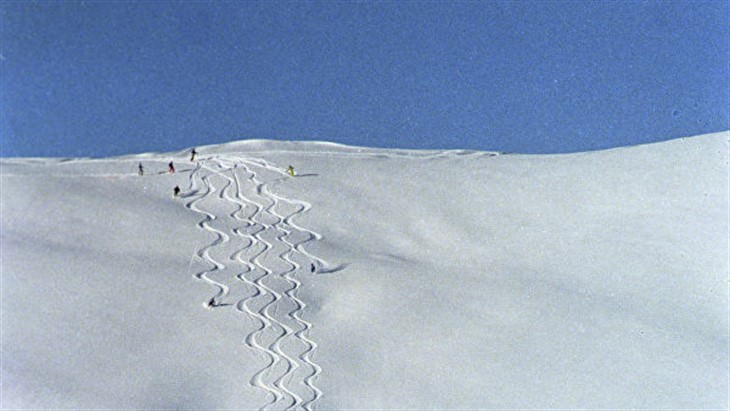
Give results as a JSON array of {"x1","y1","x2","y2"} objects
[{"x1": 1, "y1": 132, "x2": 728, "y2": 409}]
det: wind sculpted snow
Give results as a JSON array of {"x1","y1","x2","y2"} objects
[{"x1": 1, "y1": 132, "x2": 728, "y2": 409}]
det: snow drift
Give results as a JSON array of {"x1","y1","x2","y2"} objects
[{"x1": 1, "y1": 132, "x2": 728, "y2": 409}]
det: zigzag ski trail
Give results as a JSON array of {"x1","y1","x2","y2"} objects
[{"x1": 182, "y1": 155, "x2": 326, "y2": 410}]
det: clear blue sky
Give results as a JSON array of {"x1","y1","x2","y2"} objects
[{"x1": 1, "y1": 1, "x2": 728, "y2": 157}]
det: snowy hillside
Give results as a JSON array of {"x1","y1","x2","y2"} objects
[{"x1": 1, "y1": 132, "x2": 728, "y2": 409}]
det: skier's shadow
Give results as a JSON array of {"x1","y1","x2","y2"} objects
[
  {"x1": 314, "y1": 263, "x2": 349, "y2": 274},
  {"x1": 180, "y1": 190, "x2": 200, "y2": 198},
  {"x1": 207, "y1": 298, "x2": 233, "y2": 308},
  {"x1": 294, "y1": 173, "x2": 318, "y2": 178}
]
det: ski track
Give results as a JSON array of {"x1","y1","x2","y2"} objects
[
  {"x1": 185, "y1": 163, "x2": 230, "y2": 308},
  {"x1": 241, "y1": 158, "x2": 326, "y2": 410},
  {"x1": 205, "y1": 161, "x2": 299, "y2": 410},
  {"x1": 183, "y1": 155, "x2": 325, "y2": 410},
  {"x1": 199, "y1": 161, "x2": 286, "y2": 407}
]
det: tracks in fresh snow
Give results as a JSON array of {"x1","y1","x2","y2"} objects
[{"x1": 184, "y1": 156, "x2": 324, "y2": 410}]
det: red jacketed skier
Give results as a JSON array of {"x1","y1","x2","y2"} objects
[{"x1": 168, "y1": 161, "x2": 175, "y2": 173}]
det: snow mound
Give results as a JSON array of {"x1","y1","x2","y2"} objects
[{"x1": 1, "y1": 132, "x2": 728, "y2": 409}]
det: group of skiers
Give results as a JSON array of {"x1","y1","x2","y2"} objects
[
  {"x1": 136, "y1": 148, "x2": 197, "y2": 197},
  {"x1": 137, "y1": 160, "x2": 176, "y2": 176},
  {"x1": 169, "y1": 148, "x2": 199, "y2": 196},
  {"x1": 138, "y1": 147, "x2": 297, "y2": 197},
  {"x1": 137, "y1": 149, "x2": 197, "y2": 173}
]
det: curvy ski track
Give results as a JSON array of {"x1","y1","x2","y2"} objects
[{"x1": 183, "y1": 155, "x2": 324, "y2": 410}]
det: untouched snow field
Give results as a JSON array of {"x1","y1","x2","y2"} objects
[{"x1": 1, "y1": 132, "x2": 728, "y2": 409}]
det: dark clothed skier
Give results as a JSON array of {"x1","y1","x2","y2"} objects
[
  {"x1": 207, "y1": 298, "x2": 232, "y2": 308},
  {"x1": 310, "y1": 263, "x2": 316, "y2": 273},
  {"x1": 173, "y1": 185, "x2": 181, "y2": 197},
  {"x1": 190, "y1": 148, "x2": 197, "y2": 162},
  {"x1": 138, "y1": 163, "x2": 144, "y2": 176},
  {"x1": 168, "y1": 161, "x2": 175, "y2": 173}
]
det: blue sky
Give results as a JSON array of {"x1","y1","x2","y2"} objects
[{"x1": 1, "y1": 1, "x2": 728, "y2": 157}]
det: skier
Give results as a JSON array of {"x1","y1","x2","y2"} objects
[
  {"x1": 173, "y1": 185, "x2": 181, "y2": 197},
  {"x1": 310, "y1": 263, "x2": 316, "y2": 273},
  {"x1": 138, "y1": 163, "x2": 144, "y2": 176},
  {"x1": 287, "y1": 165, "x2": 295, "y2": 177},
  {"x1": 207, "y1": 298, "x2": 232, "y2": 308},
  {"x1": 168, "y1": 161, "x2": 175, "y2": 173},
  {"x1": 190, "y1": 148, "x2": 197, "y2": 162}
]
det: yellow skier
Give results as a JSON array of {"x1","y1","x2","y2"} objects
[{"x1": 287, "y1": 165, "x2": 295, "y2": 177}]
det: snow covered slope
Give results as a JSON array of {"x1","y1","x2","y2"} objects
[{"x1": 1, "y1": 132, "x2": 728, "y2": 409}]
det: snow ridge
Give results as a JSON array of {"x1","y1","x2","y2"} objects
[{"x1": 184, "y1": 155, "x2": 324, "y2": 410}]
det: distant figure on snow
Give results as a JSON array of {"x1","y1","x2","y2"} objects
[
  {"x1": 173, "y1": 185, "x2": 181, "y2": 197},
  {"x1": 190, "y1": 148, "x2": 197, "y2": 162},
  {"x1": 310, "y1": 263, "x2": 316, "y2": 273},
  {"x1": 138, "y1": 163, "x2": 144, "y2": 176},
  {"x1": 168, "y1": 161, "x2": 175, "y2": 173},
  {"x1": 207, "y1": 298, "x2": 232, "y2": 308},
  {"x1": 287, "y1": 165, "x2": 295, "y2": 177}
]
